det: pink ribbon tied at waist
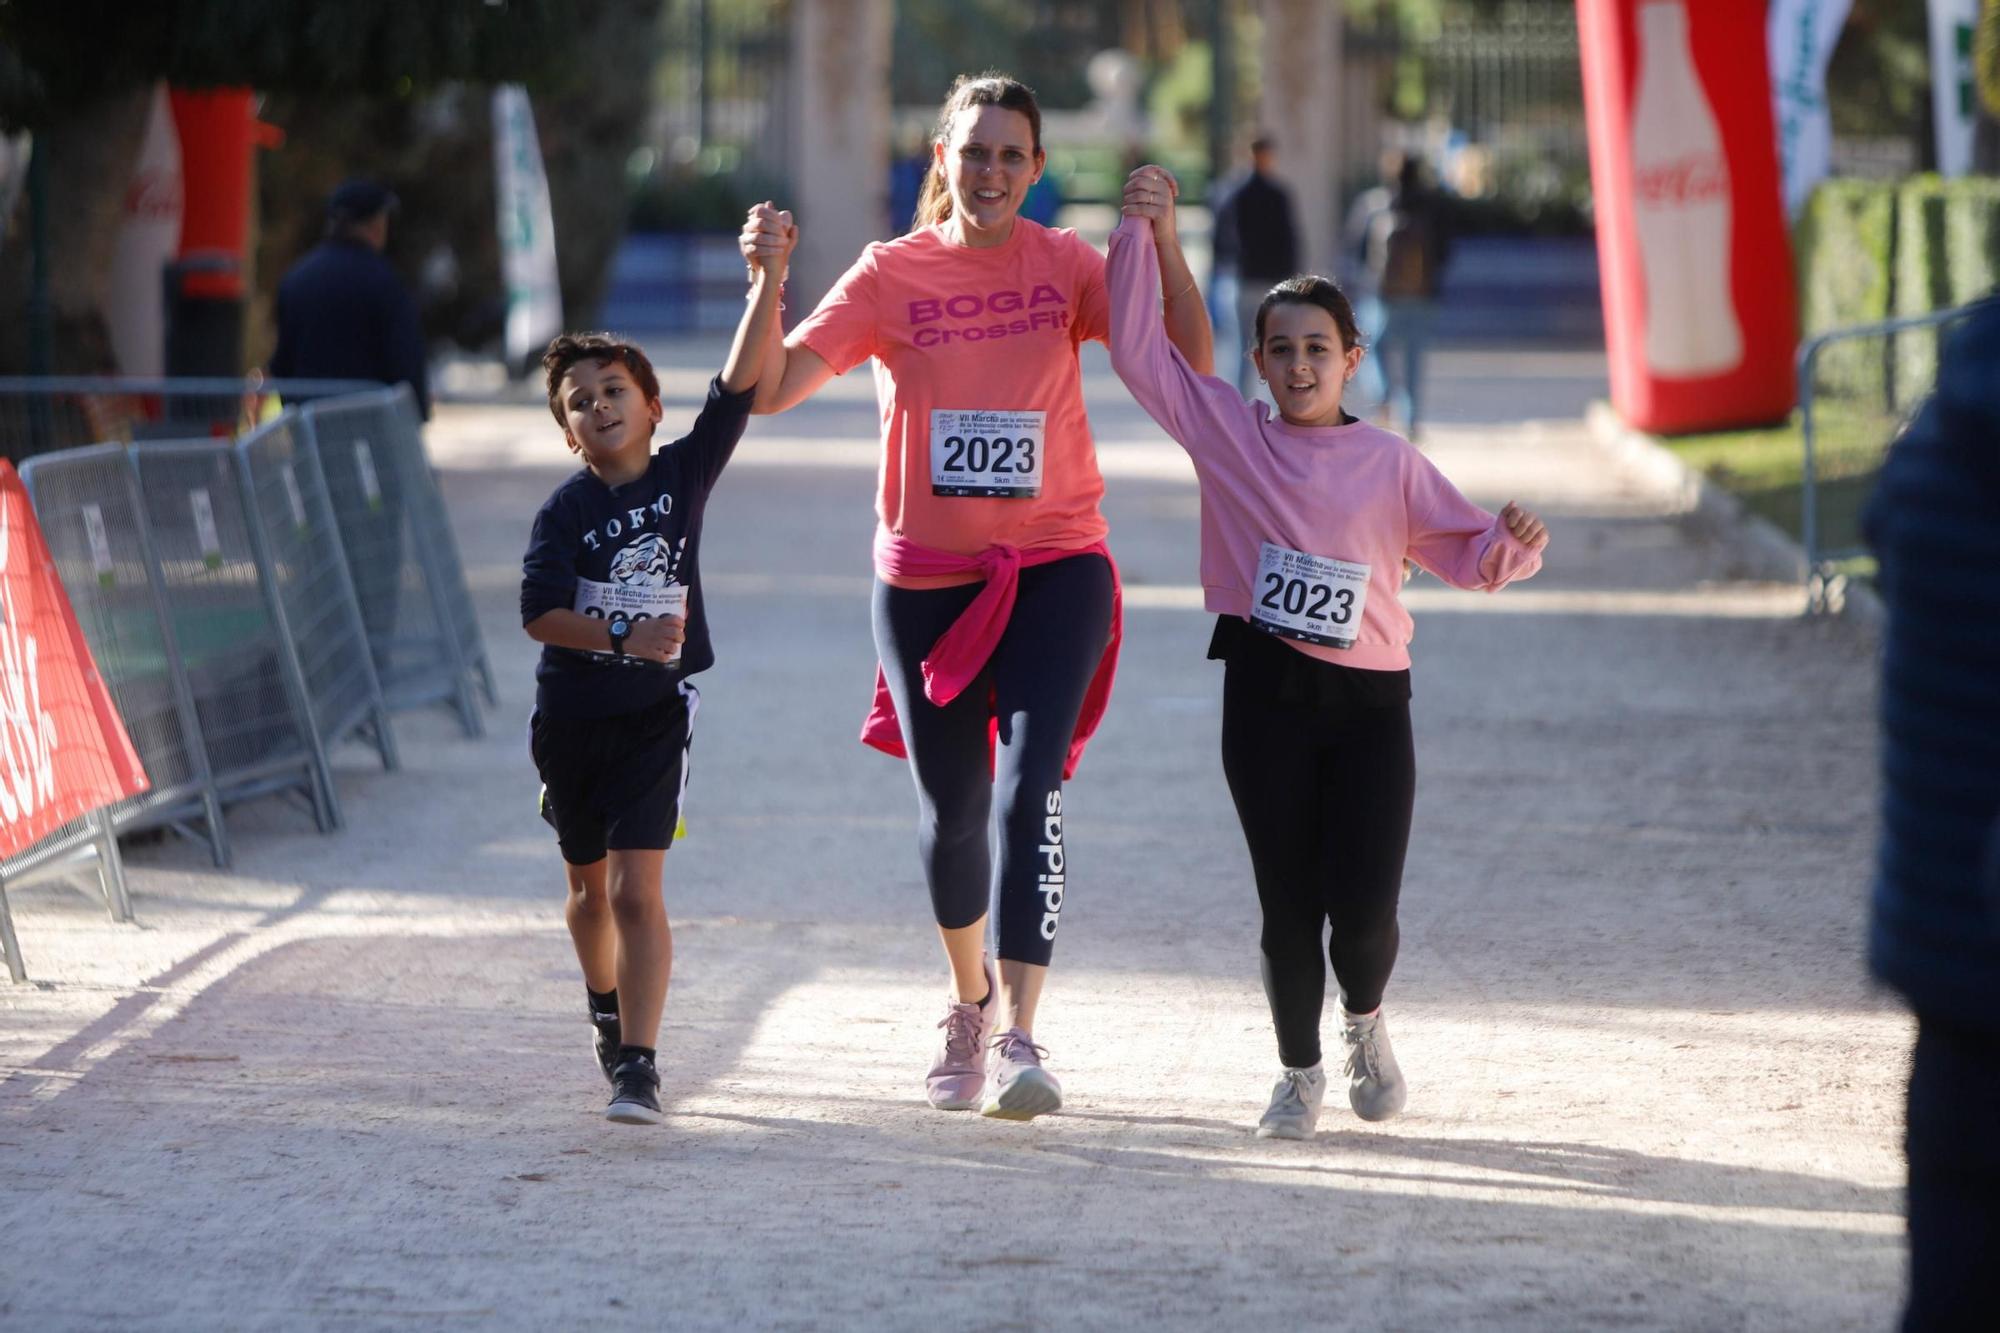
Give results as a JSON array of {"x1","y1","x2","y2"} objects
[{"x1": 861, "y1": 534, "x2": 1123, "y2": 781}]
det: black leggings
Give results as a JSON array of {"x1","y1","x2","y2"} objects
[
  {"x1": 1213, "y1": 617, "x2": 1415, "y2": 1070},
  {"x1": 872, "y1": 554, "x2": 1114, "y2": 967}
]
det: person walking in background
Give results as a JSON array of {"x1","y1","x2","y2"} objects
[
  {"x1": 1210, "y1": 135, "x2": 1299, "y2": 398},
  {"x1": 269, "y1": 178, "x2": 429, "y2": 419},
  {"x1": 738, "y1": 72, "x2": 1212, "y2": 1122},
  {"x1": 1863, "y1": 299, "x2": 2000, "y2": 1330},
  {"x1": 1348, "y1": 153, "x2": 1450, "y2": 440}
]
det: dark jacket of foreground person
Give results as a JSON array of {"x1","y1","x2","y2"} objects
[{"x1": 1865, "y1": 298, "x2": 2000, "y2": 1026}]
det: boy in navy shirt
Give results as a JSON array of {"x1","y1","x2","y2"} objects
[{"x1": 521, "y1": 215, "x2": 792, "y2": 1124}]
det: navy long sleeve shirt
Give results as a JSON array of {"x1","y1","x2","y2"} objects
[
  {"x1": 520, "y1": 376, "x2": 753, "y2": 719},
  {"x1": 270, "y1": 238, "x2": 431, "y2": 419},
  {"x1": 1865, "y1": 299, "x2": 2000, "y2": 1032}
]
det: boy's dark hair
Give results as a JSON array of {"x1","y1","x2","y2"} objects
[
  {"x1": 541, "y1": 333, "x2": 662, "y2": 427},
  {"x1": 1253, "y1": 276, "x2": 1366, "y2": 354}
]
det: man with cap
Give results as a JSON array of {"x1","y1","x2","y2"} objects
[{"x1": 269, "y1": 178, "x2": 430, "y2": 418}]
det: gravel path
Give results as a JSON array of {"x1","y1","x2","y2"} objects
[{"x1": 1, "y1": 346, "x2": 1902, "y2": 1330}]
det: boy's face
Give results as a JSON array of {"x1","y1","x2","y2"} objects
[{"x1": 557, "y1": 358, "x2": 663, "y2": 470}]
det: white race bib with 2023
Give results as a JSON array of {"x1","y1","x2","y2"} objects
[
  {"x1": 1252, "y1": 542, "x2": 1369, "y2": 650},
  {"x1": 572, "y1": 579, "x2": 687, "y2": 661},
  {"x1": 930, "y1": 409, "x2": 1044, "y2": 499}
]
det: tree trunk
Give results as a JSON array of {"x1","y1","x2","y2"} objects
[{"x1": 0, "y1": 87, "x2": 152, "y2": 373}]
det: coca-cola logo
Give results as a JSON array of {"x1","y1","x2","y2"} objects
[
  {"x1": 123, "y1": 170, "x2": 183, "y2": 223},
  {"x1": 1634, "y1": 153, "x2": 1729, "y2": 208}
]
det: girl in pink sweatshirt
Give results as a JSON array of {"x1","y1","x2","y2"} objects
[{"x1": 1107, "y1": 172, "x2": 1549, "y2": 1140}]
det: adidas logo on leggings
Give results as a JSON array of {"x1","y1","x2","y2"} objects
[{"x1": 1038, "y1": 791, "x2": 1064, "y2": 941}]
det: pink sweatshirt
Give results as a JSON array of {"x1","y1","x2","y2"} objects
[{"x1": 1106, "y1": 216, "x2": 1542, "y2": 672}]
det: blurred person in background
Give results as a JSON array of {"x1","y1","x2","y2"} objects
[
  {"x1": 1864, "y1": 298, "x2": 2000, "y2": 1331},
  {"x1": 1210, "y1": 134, "x2": 1299, "y2": 397},
  {"x1": 269, "y1": 178, "x2": 429, "y2": 419},
  {"x1": 1347, "y1": 153, "x2": 1450, "y2": 441}
]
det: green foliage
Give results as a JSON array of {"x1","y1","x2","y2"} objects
[
  {"x1": 1146, "y1": 40, "x2": 1211, "y2": 155},
  {"x1": 1982, "y1": 0, "x2": 2000, "y2": 116},
  {"x1": 890, "y1": 3, "x2": 1118, "y2": 110},
  {"x1": 0, "y1": 0, "x2": 581, "y2": 129}
]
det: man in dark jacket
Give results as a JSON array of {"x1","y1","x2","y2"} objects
[
  {"x1": 1863, "y1": 297, "x2": 2000, "y2": 1331},
  {"x1": 1210, "y1": 135, "x2": 1299, "y2": 395},
  {"x1": 269, "y1": 179, "x2": 429, "y2": 419}
]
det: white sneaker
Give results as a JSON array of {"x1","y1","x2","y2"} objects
[
  {"x1": 1255, "y1": 1064, "x2": 1327, "y2": 1140},
  {"x1": 1341, "y1": 1010, "x2": 1407, "y2": 1122}
]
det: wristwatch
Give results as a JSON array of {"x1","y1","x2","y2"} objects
[{"x1": 607, "y1": 617, "x2": 632, "y2": 658}]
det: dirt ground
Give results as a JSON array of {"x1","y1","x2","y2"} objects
[{"x1": 1, "y1": 345, "x2": 1905, "y2": 1330}]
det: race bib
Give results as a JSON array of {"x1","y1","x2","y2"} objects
[
  {"x1": 930, "y1": 409, "x2": 1044, "y2": 499},
  {"x1": 572, "y1": 579, "x2": 688, "y2": 662},
  {"x1": 1252, "y1": 542, "x2": 1369, "y2": 649}
]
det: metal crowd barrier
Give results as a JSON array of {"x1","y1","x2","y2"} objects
[
  {"x1": 130, "y1": 439, "x2": 337, "y2": 832},
  {"x1": 0, "y1": 810, "x2": 130, "y2": 983},
  {"x1": 20, "y1": 443, "x2": 232, "y2": 864},
  {"x1": 0, "y1": 376, "x2": 487, "y2": 945},
  {"x1": 235, "y1": 416, "x2": 400, "y2": 783},
  {"x1": 301, "y1": 386, "x2": 492, "y2": 736},
  {"x1": 0, "y1": 376, "x2": 380, "y2": 461},
  {"x1": 1796, "y1": 300, "x2": 1991, "y2": 612}
]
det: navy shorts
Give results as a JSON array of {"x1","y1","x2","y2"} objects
[{"x1": 529, "y1": 682, "x2": 697, "y2": 865}]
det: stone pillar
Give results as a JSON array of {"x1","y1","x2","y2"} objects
[
  {"x1": 787, "y1": 0, "x2": 893, "y2": 317},
  {"x1": 1257, "y1": 0, "x2": 1344, "y2": 276}
]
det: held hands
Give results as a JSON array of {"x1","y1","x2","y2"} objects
[
  {"x1": 625, "y1": 615, "x2": 685, "y2": 664},
  {"x1": 739, "y1": 201, "x2": 797, "y2": 280},
  {"x1": 1121, "y1": 164, "x2": 1180, "y2": 241},
  {"x1": 1499, "y1": 502, "x2": 1550, "y2": 552}
]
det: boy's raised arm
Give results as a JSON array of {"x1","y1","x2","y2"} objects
[{"x1": 722, "y1": 204, "x2": 795, "y2": 395}]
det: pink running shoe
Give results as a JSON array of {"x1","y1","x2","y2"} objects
[
  {"x1": 979, "y1": 1027, "x2": 1062, "y2": 1120},
  {"x1": 925, "y1": 957, "x2": 997, "y2": 1110}
]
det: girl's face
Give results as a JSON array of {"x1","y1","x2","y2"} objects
[
  {"x1": 1253, "y1": 302, "x2": 1366, "y2": 427},
  {"x1": 936, "y1": 104, "x2": 1042, "y2": 240}
]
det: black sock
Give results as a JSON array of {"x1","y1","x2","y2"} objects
[
  {"x1": 966, "y1": 987, "x2": 991, "y2": 1009},
  {"x1": 587, "y1": 987, "x2": 619, "y2": 1023},
  {"x1": 616, "y1": 1044, "x2": 656, "y2": 1071}
]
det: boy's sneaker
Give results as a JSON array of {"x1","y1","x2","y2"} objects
[
  {"x1": 605, "y1": 1057, "x2": 662, "y2": 1125},
  {"x1": 925, "y1": 957, "x2": 997, "y2": 1111},
  {"x1": 590, "y1": 1012, "x2": 622, "y2": 1088},
  {"x1": 1255, "y1": 1064, "x2": 1327, "y2": 1140},
  {"x1": 1341, "y1": 1010, "x2": 1408, "y2": 1122},
  {"x1": 979, "y1": 1027, "x2": 1062, "y2": 1121}
]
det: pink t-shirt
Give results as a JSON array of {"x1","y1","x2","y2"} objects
[
  {"x1": 1106, "y1": 216, "x2": 1542, "y2": 672},
  {"x1": 792, "y1": 219, "x2": 1111, "y2": 588}
]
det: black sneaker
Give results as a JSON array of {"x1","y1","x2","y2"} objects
[
  {"x1": 590, "y1": 1012, "x2": 622, "y2": 1087},
  {"x1": 605, "y1": 1058, "x2": 662, "y2": 1125}
]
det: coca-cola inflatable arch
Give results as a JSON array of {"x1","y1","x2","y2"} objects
[{"x1": 1578, "y1": 0, "x2": 1797, "y2": 434}]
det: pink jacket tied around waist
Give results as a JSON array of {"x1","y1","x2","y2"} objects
[{"x1": 862, "y1": 534, "x2": 1123, "y2": 780}]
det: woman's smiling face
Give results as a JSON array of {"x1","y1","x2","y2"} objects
[{"x1": 936, "y1": 104, "x2": 1042, "y2": 240}]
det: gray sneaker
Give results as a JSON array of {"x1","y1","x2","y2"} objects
[
  {"x1": 1255, "y1": 1065, "x2": 1327, "y2": 1140},
  {"x1": 925, "y1": 956, "x2": 997, "y2": 1111},
  {"x1": 979, "y1": 1027, "x2": 1062, "y2": 1120},
  {"x1": 1341, "y1": 1010, "x2": 1408, "y2": 1122}
]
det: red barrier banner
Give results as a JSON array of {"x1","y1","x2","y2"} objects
[
  {"x1": 1578, "y1": 0, "x2": 1798, "y2": 434},
  {"x1": 0, "y1": 463, "x2": 149, "y2": 861}
]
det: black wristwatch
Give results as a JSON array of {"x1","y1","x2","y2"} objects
[{"x1": 607, "y1": 617, "x2": 632, "y2": 658}]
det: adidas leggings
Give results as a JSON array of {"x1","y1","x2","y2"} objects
[
  {"x1": 871, "y1": 553, "x2": 1114, "y2": 967},
  {"x1": 1215, "y1": 618, "x2": 1415, "y2": 1070}
]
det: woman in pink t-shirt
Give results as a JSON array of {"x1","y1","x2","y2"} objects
[
  {"x1": 736, "y1": 75, "x2": 1212, "y2": 1121},
  {"x1": 1108, "y1": 169, "x2": 1550, "y2": 1141}
]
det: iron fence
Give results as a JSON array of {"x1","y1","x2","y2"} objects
[
  {"x1": 1797, "y1": 299, "x2": 1992, "y2": 611},
  {"x1": 19, "y1": 443, "x2": 231, "y2": 865},
  {"x1": 299, "y1": 387, "x2": 490, "y2": 736}
]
